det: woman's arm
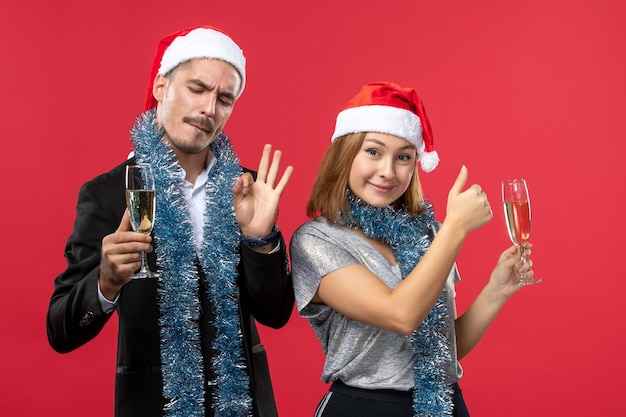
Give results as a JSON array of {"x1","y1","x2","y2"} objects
[
  {"x1": 455, "y1": 244, "x2": 535, "y2": 359},
  {"x1": 315, "y1": 166, "x2": 492, "y2": 334}
]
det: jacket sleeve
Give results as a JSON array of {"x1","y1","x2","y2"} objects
[
  {"x1": 46, "y1": 169, "x2": 125, "y2": 353},
  {"x1": 238, "y1": 234, "x2": 295, "y2": 329}
]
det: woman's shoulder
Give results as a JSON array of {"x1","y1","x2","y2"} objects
[
  {"x1": 292, "y1": 217, "x2": 349, "y2": 238},
  {"x1": 291, "y1": 217, "x2": 355, "y2": 251}
]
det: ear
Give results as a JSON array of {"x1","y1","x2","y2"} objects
[{"x1": 152, "y1": 74, "x2": 168, "y2": 103}]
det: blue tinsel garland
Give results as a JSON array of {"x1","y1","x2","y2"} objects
[
  {"x1": 131, "y1": 110, "x2": 252, "y2": 417},
  {"x1": 342, "y1": 192, "x2": 453, "y2": 417}
]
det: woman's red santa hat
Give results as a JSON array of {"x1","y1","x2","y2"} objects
[
  {"x1": 331, "y1": 81, "x2": 440, "y2": 172},
  {"x1": 143, "y1": 26, "x2": 246, "y2": 112}
]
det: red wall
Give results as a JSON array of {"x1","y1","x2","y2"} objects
[{"x1": 2, "y1": 1, "x2": 624, "y2": 415}]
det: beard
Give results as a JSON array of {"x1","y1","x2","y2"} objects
[
  {"x1": 165, "y1": 129, "x2": 218, "y2": 155},
  {"x1": 159, "y1": 114, "x2": 220, "y2": 155},
  {"x1": 157, "y1": 93, "x2": 224, "y2": 156}
]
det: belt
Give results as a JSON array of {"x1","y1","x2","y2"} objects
[{"x1": 330, "y1": 380, "x2": 413, "y2": 404}]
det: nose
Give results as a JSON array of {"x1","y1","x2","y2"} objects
[
  {"x1": 379, "y1": 157, "x2": 395, "y2": 179},
  {"x1": 201, "y1": 94, "x2": 217, "y2": 117}
]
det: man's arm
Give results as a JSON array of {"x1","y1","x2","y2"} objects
[
  {"x1": 46, "y1": 167, "x2": 126, "y2": 353},
  {"x1": 238, "y1": 235, "x2": 294, "y2": 329},
  {"x1": 232, "y1": 146, "x2": 294, "y2": 328}
]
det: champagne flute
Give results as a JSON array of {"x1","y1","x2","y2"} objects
[
  {"x1": 125, "y1": 164, "x2": 158, "y2": 279},
  {"x1": 501, "y1": 178, "x2": 539, "y2": 285}
]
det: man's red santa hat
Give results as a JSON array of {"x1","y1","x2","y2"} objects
[
  {"x1": 143, "y1": 26, "x2": 246, "y2": 111},
  {"x1": 331, "y1": 81, "x2": 440, "y2": 172}
]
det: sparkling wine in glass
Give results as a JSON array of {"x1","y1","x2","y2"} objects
[
  {"x1": 501, "y1": 178, "x2": 539, "y2": 285},
  {"x1": 125, "y1": 164, "x2": 158, "y2": 279}
]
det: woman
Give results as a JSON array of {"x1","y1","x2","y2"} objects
[{"x1": 290, "y1": 81, "x2": 537, "y2": 417}]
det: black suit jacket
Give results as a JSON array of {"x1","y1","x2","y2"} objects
[{"x1": 46, "y1": 159, "x2": 294, "y2": 417}]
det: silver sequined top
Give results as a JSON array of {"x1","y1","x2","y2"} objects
[{"x1": 290, "y1": 217, "x2": 463, "y2": 390}]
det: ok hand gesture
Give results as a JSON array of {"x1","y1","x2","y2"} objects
[{"x1": 232, "y1": 144, "x2": 293, "y2": 241}]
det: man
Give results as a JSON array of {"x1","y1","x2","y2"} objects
[{"x1": 46, "y1": 26, "x2": 294, "y2": 417}]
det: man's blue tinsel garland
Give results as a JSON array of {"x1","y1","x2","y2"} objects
[
  {"x1": 131, "y1": 110, "x2": 252, "y2": 417},
  {"x1": 341, "y1": 192, "x2": 453, "y2": 416}
]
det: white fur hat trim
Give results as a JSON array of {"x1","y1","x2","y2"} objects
[{"x1": 158, "y1": 28, "x2": 246, "y2": 96}]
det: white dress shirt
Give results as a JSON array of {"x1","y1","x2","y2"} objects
[{"x1": 98, "y1": 152, "x2": 277, "y2": 312}]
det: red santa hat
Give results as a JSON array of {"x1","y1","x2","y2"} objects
[
  {"x1": 143, "y1": 26, "x2": 246, "y2": 111},
  {"x1": 331, "y1": 81, "x2": 439, "y2": 172}
]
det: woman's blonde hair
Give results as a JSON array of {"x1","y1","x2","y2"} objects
[{"x1": 306, "y1": 133, "x2": 427, "y2": 223}]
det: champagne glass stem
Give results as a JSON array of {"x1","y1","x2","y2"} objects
[
  {"x1": 517, "y1": 243, "x2": 528, "y2": 285},
  {"x1": 139, "y1": 251, "x2": 149, "y2": 276}
]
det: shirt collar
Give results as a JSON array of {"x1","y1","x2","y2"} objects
[{"x1": 181, "y1": 150, "x2": 216, "y2": 190}]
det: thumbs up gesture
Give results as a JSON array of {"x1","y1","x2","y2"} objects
[{"x1": 444, "y1": 166, "x2": 493, "y2": 235}]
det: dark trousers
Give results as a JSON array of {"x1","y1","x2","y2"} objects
[{"x1": 314, "y1": 380, "x2": 470, "y2": 417}]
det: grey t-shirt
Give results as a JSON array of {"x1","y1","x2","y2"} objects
[{"x1": 290, "y1": 217, "x2": 463, "y2": 391}]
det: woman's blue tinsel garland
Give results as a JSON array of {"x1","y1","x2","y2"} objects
[
  {"x1": 341, "y1": 191, "x2": 453, "y2": 417},
  {"x1": 131, "y1": 110, "x2": 252, "y2": 417}
]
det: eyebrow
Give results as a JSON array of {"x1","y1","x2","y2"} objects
[
  {"x1": 364, "y1": 137, "x2": 414, "y2": 150},
  {"x1": 189, "y1": 79, "x2": 237, "y2": 101}
]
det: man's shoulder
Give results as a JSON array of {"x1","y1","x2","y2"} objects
[{"x1": 81, "y1": 158, "x2": 134, "y2": 191}]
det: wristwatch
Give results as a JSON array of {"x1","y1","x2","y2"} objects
[{"x1": 241, "y1": 225, "x2": 280, "y2": 248}]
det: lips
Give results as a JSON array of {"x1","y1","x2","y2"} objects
[
  {"x1": 185, "y1": 117, "x2": 214, "y2": 133},
  {"x1": 368, "y1": 182, "x2": 395, "y2": 192}
]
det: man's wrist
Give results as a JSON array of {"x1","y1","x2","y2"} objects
[
  {"x1": 98, "y1": 278, "x2": 120, "y2": 313},
  {"x1": 241, "y1": 225, "x2": 280, "y2": 248},
  {"x1": 98, "y1": 271, "x2": 123, "y2": 303}
]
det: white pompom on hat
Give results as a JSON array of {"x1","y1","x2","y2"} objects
[
  {"x1": 331, "y1": 81, "x2": 439, "y2": 172},
  {"x1": 143, "y1": 26, "x2": 246, "y2": 111}
]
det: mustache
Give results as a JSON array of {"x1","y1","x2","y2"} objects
[{"x1": 183, "y1": 116, "x2": 214, "y2": 133}]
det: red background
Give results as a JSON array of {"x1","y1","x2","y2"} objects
[{"x1": 2, "y1": 0, "x2": 624, "y2": 415}]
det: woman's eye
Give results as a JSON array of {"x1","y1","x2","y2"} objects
[
  {"x1": 365, "y1": 148, "x2": 379, "y2": 156},
  {"x1": 398, "y1": 154, "x2": 412, "y2": 161}
]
